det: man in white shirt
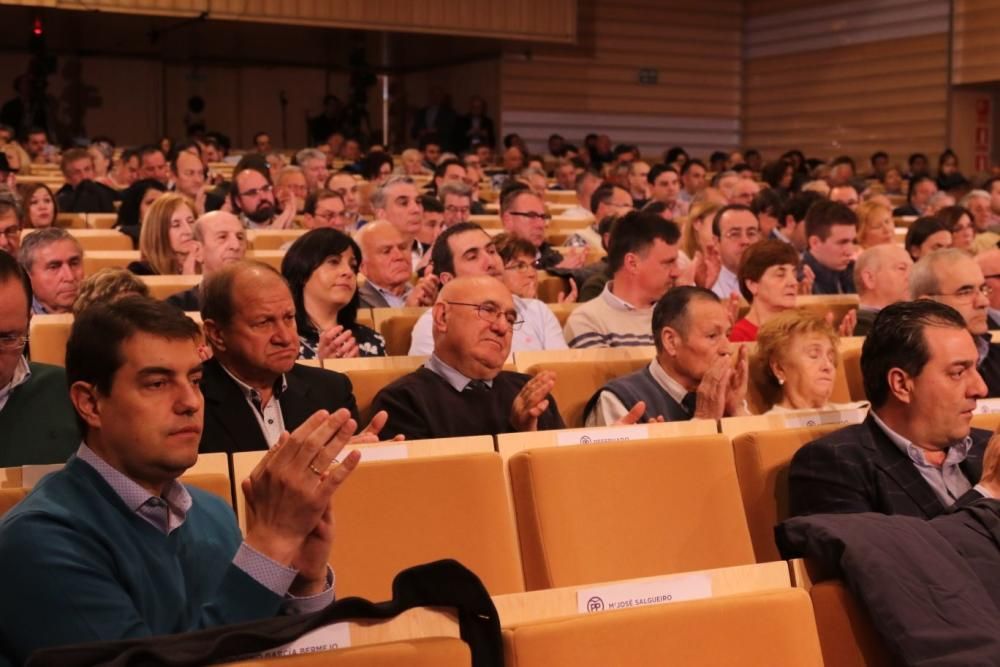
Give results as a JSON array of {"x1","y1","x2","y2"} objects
[
  {"x1": 711, "y1": 205, "x2": 760, "y2": 299},
  {"x1": 408, "y1": 223, "x2": 567, "y2": 355}
]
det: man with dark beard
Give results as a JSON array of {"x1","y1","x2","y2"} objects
[{"x1": 229, "y1": 156, "x2": 295, "y2": 229}]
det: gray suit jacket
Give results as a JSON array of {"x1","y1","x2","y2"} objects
[{"x1": 357, "y1": 281, "x2": 392, "y2": 309}]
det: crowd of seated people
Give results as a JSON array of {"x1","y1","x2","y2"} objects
[{"x1": 5, "y1": 120, "x2": 1000, "y2": 663}]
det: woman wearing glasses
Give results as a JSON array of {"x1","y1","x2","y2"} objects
[
  {"x1": 281, "y1": 228, "x2": 385, "y2": 359},
  {"x1": 494, "y1": 233, "x2": 577, "y2": 303}
]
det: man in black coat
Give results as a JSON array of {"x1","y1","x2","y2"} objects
[
  {"x1": 55, "y1": 148, "x2": 117, "y2": 213},
  {"x1": 197, "y1": 260, "x2": 381, "y2": 453},
  {"x1": 790, "y1": 300, "x2": 993, "y2": 519}
]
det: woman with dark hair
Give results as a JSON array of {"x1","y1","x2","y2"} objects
[
  {"x1": 761, "y1": 159, "x2": 795, "y2": 193},
  {"x1": 904, "y1": 216, "x2": 952, "y2": 261},
  {"x1": 731, "y1": 239, "x2": 801, "y2": 342},
  {"x1": 936, "y1": 149, "x2": 968, "y2": 192},
  {"x1": 936, "y1": 204, "x2": 975, "y2": 251},
  {"x1": 281, "y1": 228, "x2": 385, "y2": 359},
  {"x1": 663, "y1": 146, "x2": 688, "y2": 169},
  {"x1": 115, "y1": 178, "x2": 168, "y2": 246},
  {"x1": 359, "y1": 151, "x2": 394, "y2": 185}
]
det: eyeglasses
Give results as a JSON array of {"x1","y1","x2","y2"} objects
[
  {"x1": 446, "y1": 301, "x2": 524, "y2": 330},
  {"x1": 504, "y1": 261, "x2": 536, "y2": 274},
  {"x1": 314, "y1": 210, "x2": 347, "y2": 222},
  {"x1": 508, "y1": 211, "x2": 552, "y2": 223},
  {"x1": 239, "y1": 183, "x2": 273, "y2": 198},
  {"x1": 929, "y1": 284, "x2": 993, "y2": 301},
  {"x1": 445, "y1": 205, "x2": 471, "y2": 216},
  {"x1": 0, "y1": 333, "x2": 29, "y2": 351},
  {"x1": 722, "y1": 228, "x2": 761, "y2": 241},
  {"x1": 0, "y1": 226, "x2": 19, "y2": 240}
]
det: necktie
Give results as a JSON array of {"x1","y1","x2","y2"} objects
[
  {"x1": 681, "y1": 392, "x2": 698, "y2": 416},
  {"x1": 464, "y1": 380, "x2": 490, "y2": 394}
]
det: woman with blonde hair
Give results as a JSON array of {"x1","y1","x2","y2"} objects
[
  {"x1": 680, "y1": 197, "x2": 723, "y2": 264},
  {"x1": 128, "y1": 192, "x2": 198, "y2": 275},
  {"x1": 72, "y1": 268, "x2": 150, "y2": 316},
  {"x1": 855, "y1": 199, "x2": 894, "y2": 249},
  {"x1": 751, "y1": 309, "x2": 865, "y2": 413}
]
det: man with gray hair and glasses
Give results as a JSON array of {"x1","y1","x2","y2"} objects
[
  {"x1": 910, "y1": 248, "x2": 1000, "y2": 396},
  {"x1": 0, "y1": 250, "x2": 79, "y2": 465}
]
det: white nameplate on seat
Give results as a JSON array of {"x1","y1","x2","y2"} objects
[
  {"x1": 21, "y1": 464, "x2": 63, "y2": 489},
  {"x1": 255, "y1": 622, "x2": 351, "y2": 658},
  {"x1": 576, "y1": 573, "x2": 712, "y2": 614},
  {"x1": 783, "y1": 408, "x2": 867, "y2": 429},
  {"x1": 974, "y1": 398, "x2": 1000, "y2": 414},
  {"x1": 556, "y1": 425, "x2": 650, "y2": 447},
  {"x1": 358, "y1": 444, "x2": 409, "y2": 462}
]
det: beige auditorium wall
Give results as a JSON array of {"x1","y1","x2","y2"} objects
[
  {"x1": 499, "y1": 0, "x2": 742, "y2": 159},
  {"x1": 952, "y1": 0, "x2": 1000, "y2": 85},
  {"x1": 1, "y1": 0, "x2": 576, "y2": 43},
  {"x1": 743, "y1": 0, "x2": 951, "y2": 167}
]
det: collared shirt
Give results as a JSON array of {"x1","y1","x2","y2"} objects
[
  {"x1": 0, "y1": 355, "x2": 31, "y2": 413},
  {"x1": 367, "y1": 278, "x2": 410, "y2": 309},
  {"x1": 220, "y1": 364, "x2": 288, "y2": 448},
  {"x1": 76, "y1": 443, "x2": 334, "y2": 612},
  {"x1": 603, "y1": 281, "x2": 645, "y2": 310},
  {"x1": 711, "y1": 266, "x2": 740, "y2": 299},
  {"x1": 409, "y1": 294, "x2": 567, "y2": 355},
  {"x1": 425, "y1": 353, "x2": 494, "y2": 392},
  {"x1": 870, "y1": 412, "x2": 991, "y2": 505},
  {"x1": 240, "y1": 213, "x2": 275, "y2": 230},
  {"x1": 31, "y1": 296, "x2": 52, "y2": 315},
  {"x1": 587, "y1": 359, "x2": 689, "y2": 427},
  {"x1": 976, "y1": 333, "x2": 991, "y2": 367}
]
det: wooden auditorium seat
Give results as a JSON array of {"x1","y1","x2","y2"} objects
[
  {"x1": 790, "y1": 561, "x2": 895, "y2": 667},
  {"x1": 55, "y1": 213, "x2": 87, "y2": 229},
  {"x1": 545, "y1": 302, "x2": 577, "y2": 327},
  {"x1": 0, "y1": 489, "x2": 27, "y2": 518},
  {"x1": 729, "y1": 424, "x2": 845, "y2": 563},
  {"x1": 372, "y1": 307, "x2": 427, "y2": 356},
  {"x1": 521, "y1": 353, "x2": 655, "y2": 427},
  {"x1": 28, "y1": 313, "x2": 74, "y2": 366},
  {"x1": 233, "y1": 450, "x2": 524, "y2": 600},
  {"x1": 335, "y1": 356, "x2": 428, "y2": 419},
  {"x1": 82, "y1": 250, "x2": 139, "y2": 276},
  {"x1": 86, "y1": 213, "x2": 118, "y2": 229},
  {"x1": 247, "y1": 249, "x2": 284, "y2": 271},
  {"x1": 508, "y1": 435, "x2": 755, "y2": 590},
  {"x1": 247, "y1": 229, "x2": 308, "y2": 250},
  {"x1": 140, "y1": 274, "x2": 201, "y2": 300},
  {"x1": 534, "y1": 274, "x2": 567, "y2": 303},
  {"x1": 840, "y1": 345, "x2": 866, "y2": 402},
  {"x1": 501, "y1": 588, "x2": 824, "y2": 667},
  {"x1": 21, "y1": 228, "x2": 132, "y2": 251}
]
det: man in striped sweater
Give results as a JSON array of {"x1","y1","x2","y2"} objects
[{"x1": 564, "y1": 210, "x2": 682, "y2": 348}]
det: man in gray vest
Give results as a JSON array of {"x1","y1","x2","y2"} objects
[{"x1": 583, "y1": 286, "x2": 750, "y2": 425}]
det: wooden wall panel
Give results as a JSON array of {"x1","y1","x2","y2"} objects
[
  {"x1": 743, "y1": 0, "x2": 950, "y2": 165},
  {"x1": 14, "y1": 0, "x2": 576, "y2": 43},
  {"x1": 500, "y1": 0, "x2": 742, "y2": 159},
  {"x1": 953, "y1": 0, "x2": 1000, "y2": 85}
]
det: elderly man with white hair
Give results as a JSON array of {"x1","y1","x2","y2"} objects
[
  {"x1": 976, "y1": 248, "x2": 1000, "y2": 329},
  {"x1": 295, "y1": 148, "x2": 329, "y2": 194},
  {"x1": 853, "y1": 244, "x2": 913, "y2": 336}
]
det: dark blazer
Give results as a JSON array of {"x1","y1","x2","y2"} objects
[
  {"x1": 357, "y1": 280, "x2": 392, "y2": 309},
  {"x1": 199, "y1": 358, "x2": 359, "y2": 454},
  {"x1": 165, "y1": 285, "x2": 201, "y2": 312},
  {"x1": 789, "y1": 414, "x2": 989, "y2": 519},
  {"x1": 979, "y1": 341, "x2": 1000, "y2": 398},
  {"x1": 988, "y1": 313, "x2": 1000, "y2": 330},
  {"x1": 852, "y1": 307, "x2": 878, "y2": 337}
]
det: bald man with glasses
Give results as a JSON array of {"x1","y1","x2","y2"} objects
[{"x1": 911, "y1": 248, "x2": 1000, "y2": 396}]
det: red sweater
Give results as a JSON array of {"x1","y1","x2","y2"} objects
[{"x1": 730, "y1": 318, "x2": 759, "y2": 342}]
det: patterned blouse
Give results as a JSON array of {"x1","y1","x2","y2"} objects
[{"x1": 298, "y1": 323, "x2": 386, "y2": 360}]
